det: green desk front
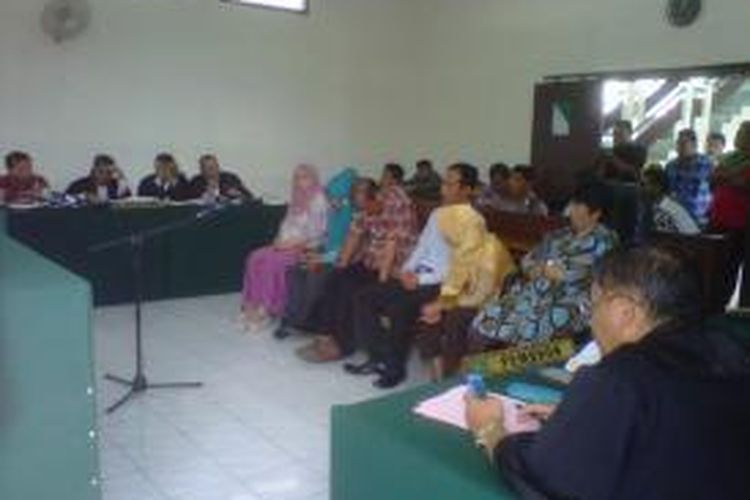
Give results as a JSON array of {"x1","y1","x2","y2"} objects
[
  {"x1": 0, "y1": 229, "x2": 99, "y2": 500},
  {"x1": 331, "y1": 380, "x2": 518, "y2": 500},
  {"x1": 7, "y1": 203, "x2": 286, "y2": 305}
]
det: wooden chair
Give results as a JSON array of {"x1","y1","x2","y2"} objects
[
  {"x1": 410, "y1": 196, "x2": 441, "y2": 230},
  {"x1": 479, "y1": 209, "x2": 566, "y2": 258},
  {"x1": 650, "y1": 231, "x2": 733, "y2": 316}
]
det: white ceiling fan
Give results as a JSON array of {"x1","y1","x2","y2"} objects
[{"x1": 40, "y1": 0, "x2": 92, "y2": 44}]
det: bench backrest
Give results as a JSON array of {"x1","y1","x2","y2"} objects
[
  {"x1": 651, "y1": 231, "x2": 734, "y2": 316},
  {"x1": 481, "y1": 209, "x2": 566, "y2": 258}
]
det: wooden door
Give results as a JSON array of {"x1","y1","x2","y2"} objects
[{"x1": 530, "y1": 80, "x2": 603, "y2": 209}]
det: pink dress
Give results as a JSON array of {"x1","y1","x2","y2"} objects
[{"x1": 242, "y1": 192, "x2": 328, "y2": 316}]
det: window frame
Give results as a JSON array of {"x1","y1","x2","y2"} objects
[{"x1": 220, "y1": 0, "x2": 309, "y2": 15}]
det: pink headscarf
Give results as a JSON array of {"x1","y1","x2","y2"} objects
[{"x1": 289, "y1": 163, "x2": 323, "y2": 215}]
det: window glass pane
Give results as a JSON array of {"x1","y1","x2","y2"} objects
[{"x1": 228, "y1": 0, "x2": 307, "y2": 12}]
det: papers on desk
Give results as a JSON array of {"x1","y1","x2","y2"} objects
[
  {"x1": 110, "y1": 197, "x2": 163, "y2": 209},
  {"x1": 6, "y1": 202, "x2": 44, "y2": 210},
  {"x1": 413, "y1": 385, "x2": 541, "y2": 435}
]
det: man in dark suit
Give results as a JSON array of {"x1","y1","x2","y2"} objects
[
  {"x1": 137, "y1": 153, "x2": 191, "y2": 201},
  {"x1": 466, "y1": 246, "x2": 750, "y2": 500},
  {"x1": 66, "y1": 154, "x2": 131, "y2": 202},
  {"x1": 189, "y1": 154, "x2": 253, "y2": 201}
]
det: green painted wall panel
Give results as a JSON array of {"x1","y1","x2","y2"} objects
[{"x1": 0, "y1": 218, "x2": 100, "y2": 500}]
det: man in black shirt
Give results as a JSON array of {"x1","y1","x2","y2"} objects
[
  {"x1": 466, "y1": 246, "x2": 750, "y2": 500},
  {"x1": 189, "y1": 154, "x2": 253, "y2": 201},
  {"x1": 598, "y1": 119, "x2": 648, "y2": 182},
  {"x1": 404, "y1": 159, "x2": 442, "y2": 200}
]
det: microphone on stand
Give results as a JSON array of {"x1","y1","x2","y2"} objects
[{"x1": 195, "y1": 198, "x2": 231, "y2": 220}]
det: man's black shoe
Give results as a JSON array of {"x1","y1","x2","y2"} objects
[
  {"x1": 274, "y1": 326, "x2": 292, "y2": 340},
  {"x1": 343, "y1": 360, "x2": 383, "y2": 376},
  {"x1": 373, "y1": 370, "x2": 406, "y2": 389}
]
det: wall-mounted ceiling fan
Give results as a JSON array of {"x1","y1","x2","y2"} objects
[{"x1": 40, "y1": 0, "x2": 92, "y2": 44}]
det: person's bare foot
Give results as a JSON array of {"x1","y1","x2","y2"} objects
[
  {"x1": 241, "y1": 304, "x2": 259, "y2": 320},
  {"x1": 256, "y1": 306, "x2": 269, "y2": 321},
  {"x1": 239, "y1": 305, "x2": 263, "y2": 334},
  {"x1": 254, "y1": 311, "x2": 277, "y2": 333}
]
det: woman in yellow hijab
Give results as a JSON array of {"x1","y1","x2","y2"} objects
[
  {"x1": 419, "y1": 203, "x2": 515, "y2": 378},
  {"x1": 434, "y1": 203, "x2": 516, "y2": 309}
]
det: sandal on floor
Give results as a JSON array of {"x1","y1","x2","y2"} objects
[
  {"x1": 295, "y1": 337, "x2": 324, "y2": 357},
  {"x1": 296, "y1": 338, "x2": 343, "y2": 363}
]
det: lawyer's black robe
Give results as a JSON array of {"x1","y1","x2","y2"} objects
[
  {"x1": 496, "y1": 322, "x2": 750, "y2": 500},
  {"x1": 137, "y1": 174, "x2": 192, "y2": 202}
]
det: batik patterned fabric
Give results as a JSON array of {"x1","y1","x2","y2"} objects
[
  {"x1": 665, "y1": 154, "x2": 713, "y2": 226},
  {"x1": 350, "y1": 185, "x2": 418, "y2": 271},
  {"x1": 471, "y1": 224, "x2": 617, "y2": 344},
  {"x1": 0, "y1": 174, "x2": 48, "y2": 203}
]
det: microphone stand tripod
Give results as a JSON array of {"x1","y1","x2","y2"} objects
[{"x1": 90, "y1": 206, "x2": 228, "y2": 414}]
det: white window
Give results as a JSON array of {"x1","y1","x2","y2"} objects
[{"x1": 223, "y1": 0, "x2": 308, "y2": 13}]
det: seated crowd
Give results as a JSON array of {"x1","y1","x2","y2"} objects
[
  {"x1": 237, "y1": 123, "x2": 748, "y2": 391},
  {"x1": 4, "y1": 122, "x2": 746, "y2": 390}
]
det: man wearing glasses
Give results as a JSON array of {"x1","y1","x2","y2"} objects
[{"x1": 466, "y1": 246, "x2": 750, "y2": 499}]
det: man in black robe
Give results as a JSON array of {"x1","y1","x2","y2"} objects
[
  {"x1": 137, "y1": 153, "x2": 191, "y2": 201},
  {"x1": 189, "y1": 154, "x2": 253, "y2": 201},
  {"x1": 466, "y1": 246, "x2": 750, "y2": 500},
  {"x1": 66, "y1": 154, "x2": 131, "y2": 202}
]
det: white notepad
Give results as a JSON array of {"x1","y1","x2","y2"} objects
[{"x1": 413, "y1": 385, "x2": 541, "y2": 435}]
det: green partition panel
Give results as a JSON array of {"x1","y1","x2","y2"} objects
[{"x1": 0, "y1": 226, "x2": 100, "y2": 500}]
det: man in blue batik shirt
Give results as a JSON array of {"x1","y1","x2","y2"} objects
[{"x1": 665, "y1": 128, "x2": 713, "y2": 227}]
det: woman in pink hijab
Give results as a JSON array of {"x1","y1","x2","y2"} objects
[{"x1": 241, "y1": 164, "x2": 328, "y2": 331}]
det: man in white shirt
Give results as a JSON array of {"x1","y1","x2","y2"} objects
[
  {"x1": 346, "y1": 164, "x2": 480, "y2": 388},
  {"x1": 642, "y1": 165, "x2": 701, "y2": 235}
]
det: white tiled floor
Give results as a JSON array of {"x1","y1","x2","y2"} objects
[{"x1": 95, "y1": 294, "x2": 429, "y2": 500}]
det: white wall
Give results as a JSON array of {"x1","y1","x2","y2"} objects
[
  {"x1": 3, "y1": 0, "x2": 750, "y2": 197},
  {"x1": 418, "y1": 0, "x2": 750, "y2": 173},
  {"x1": 0, "y1": 0, "x2": 430, "y2": 200}
]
